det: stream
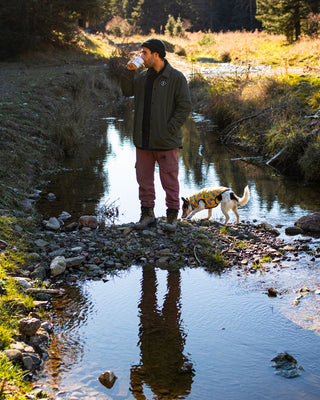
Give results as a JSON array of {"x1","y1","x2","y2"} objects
[{"x1": 35, "y1": 112, "x2": 320, "y2": 399}]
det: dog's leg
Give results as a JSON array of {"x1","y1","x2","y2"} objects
[
  {"x1": 232, "y1": 202, "x2": 240, "y2": 224},
  {"x1": 200, "y1": 208, "x2": 212, "y2": 221},
  {"x1": 221, "y1": 202, "x2": 230, "y2": 225},
  {"x1": 186, "y1": 200, "x2": 206, "y2": 220}
]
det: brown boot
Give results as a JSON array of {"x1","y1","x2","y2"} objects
[
  {"x1": 164, "y1": 208, "x2": 179, "y2": 232},
  {"x1": 134, "y1": 206, "x2": 156, "y2": 230}
]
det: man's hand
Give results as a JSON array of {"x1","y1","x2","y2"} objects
[{"x1": 127, "y1": 62, "x2": 136, "y2": 70}]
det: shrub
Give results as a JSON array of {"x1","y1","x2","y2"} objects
[
  {"x1": 299, "y1": 137, "x2": 320, "y2": 181},
  {"x1": 165, "y1": 15, "x2": 176, "y2": 37},
  {"x1": 221, "y1": 52, "x2": 231, "y2": 62},
  {"x1": 105, "y1": 16, "x2": 132, "y2": 37},
  {"x1": 198, "y1": 31, "x2": 215, "y2": 46},
  {"x1": 173, "y1": 17, "x2": 186, "y2": 38}
]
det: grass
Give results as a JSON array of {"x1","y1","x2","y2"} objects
[{"x1": 0, "y1": 216, "x2": 36, "y2": 399}]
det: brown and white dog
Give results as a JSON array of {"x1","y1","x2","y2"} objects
[{"x1": 181, "y1": 185, "x2": 250, "y2": 224}]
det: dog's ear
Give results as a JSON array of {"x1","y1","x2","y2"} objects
[{"x1": 181, "y1": 197, "x2": 189, "y2": 207}]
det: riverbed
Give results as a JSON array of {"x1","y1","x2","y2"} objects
[{"x1": 35, "y1": 113, "x2": 320, "y2": 399}]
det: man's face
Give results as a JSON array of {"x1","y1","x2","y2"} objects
[{"x1": 141, "y1": 47, "x2": 156, "y2": 68}]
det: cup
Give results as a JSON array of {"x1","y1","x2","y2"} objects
[{"x1": 130, "y1": 55, "x2": 144, "y2": 69}]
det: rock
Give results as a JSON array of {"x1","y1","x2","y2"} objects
[
  {"x1": 13, "y1": 277, "x2": 32, "y2": 289},
  {"x1": 3, "y1": 349, "x2": 23, "y2": 361},
  {"x1": 50, "y1": 256, "x2": 66, "y2": 276},
  {"x1": 268, "y1": 286, "x2": 278, "y2": 297},
  {"x1": 28, "y1": 328, "x2": 50, "y2": 346},
  {"x1": 79, "y1": 215, "x2": 98, "y2": 229},
  {"x1": 19, "y1": 317, "x2": 41, "y2": 336},
  {"x1": 30, "y1": 264, "x2": 47, "y2": 280},
  {"x1": 28, "y1": 192, "x2": 41, "y2": 200},
  {"x1": 295, "y1": 212, "x2": 320, "y2": 232},
  {"x1": 45, "y1": 217, "x2": 61, "y2": 231},
  {"x1": 34, "y1": 239, "x2": 49, "y2": 250},
  {"x1": 285, "y1": 226, "x2": 303, "y2": 235},
  {"x1": 64, "y1": 222, "x2": 79, "y2": 231},
  {"x1": 59, "y1": 211, "x2": 71, "y2": 220},
  {"x1": 22, "y1": 353, "x2": 42, "y2": 371},
  {"x1": 65, "y1": 256, "x2": 86, "y2": 267},
  {"x1": 47, "y1": 193, "x2": 56, "y2": 201},
  {"x1": 98, "y1": 370, "x2": 117, "y2": 388},
  {"x1": 271, "y1": 352, "x2": 302, "y2": 378},
  {"x1": 41, "y1": 321, "x2": 53, "y2": 333}
]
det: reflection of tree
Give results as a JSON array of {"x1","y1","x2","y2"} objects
[
  {"x1": 130, "y1": 266, "x2": 194, "y2": 400},
  {"x1": 39, "y1": 284, "x2": 93, "y2": 388},
  {"x1": 181, "y1": 118, "x2": 205, "y2": 185}
]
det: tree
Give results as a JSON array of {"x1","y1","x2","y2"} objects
[
  {"x1": 256, "y1": 0, "x2": 310, "y2": 42},
  {"x1": 0, "y1": 0, "x2": 107, "y2": 58}
]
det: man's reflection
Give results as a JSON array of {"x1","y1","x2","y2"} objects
[{"x1": 130, "y1": 266, "x2": 194, "y2": 399}]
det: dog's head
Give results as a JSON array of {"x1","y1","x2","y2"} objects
[{"x1": 181, "y1": 197, "x2": 191, "y2": 218}]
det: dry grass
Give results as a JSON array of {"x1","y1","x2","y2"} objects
[{"x1": 96, "y1": 30, "x2": 320, "y2": 75}]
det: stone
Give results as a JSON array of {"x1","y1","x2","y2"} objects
[
  {"x1": 64, "y1": 222, "x2": 79, "y2": 231},
  {"x1": 65, "y1": 256, "x2": 86, "y2": 267},
  {"x1": 34, "y1": 239, "x2": 49, "y2": 250},
  {"x1": 295, "y1": 212, "x2": 320, "y2": 232},
  {"x1": 50, "y1": 256, "x2": 67, "y2": 276},
  {"x1": 271, "y1": 352, "x2": 302, "y2": 378},
  {"x1": 3, "y1": 349, "x2": 23, "y2": 361},
  {"x1": 98, "y1": 371, "x2": 117, "y2": 389},
  {"x1": 268, "y1": 286, "x2": 278, "y2": 297},
  {"x1": 13, "y1": 277, "x2": 32, "y2": 289},
  {"x1": 22, "y1": 353, "x2": 41, "y2": 371},
  {"x1": 28, "y1": 329, "x2": 50, "y2": 346},
  {"x1": 30, "y1": 264, "x2": 47, "y2": 280},
  {"x1": 79, "y1": 215, "x2": 98, "y2": 229},
  {"x1": 59, "y1": 211, "x2": 71, "y2": 220},
  {"x1": 285, "y1": 226, "x2": 303, "y2": 235},
  {"x1": 45, "y1": 217, "x2": 61, "y2": 231},
  {"x1": 47, "y1": 193, "x2": 56, "y2": 201},
  {"x1": 19, "y1": 317, "x2": 41, "y2": 336}
]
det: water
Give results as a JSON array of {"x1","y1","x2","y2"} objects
[
  {"x1": 36, "y1": 267, "x2": 320, "y2": 399},
  {"x1": 35, "y1": 113, "x2": 320, "y2": 399}
]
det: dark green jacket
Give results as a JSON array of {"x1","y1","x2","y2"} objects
[{"x1": 121, "y1": 62, "x2": 192, "y2": 150}]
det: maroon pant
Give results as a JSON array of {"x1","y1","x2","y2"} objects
[{"x1": 135, "y1": 148, "x2": 180, "y2": 210}]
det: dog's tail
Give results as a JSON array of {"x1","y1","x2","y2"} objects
[{"x1": 234, "y1": 185, "x2": 250, "y2": 206}]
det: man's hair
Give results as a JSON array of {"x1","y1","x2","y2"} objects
[{"x1": 141, "y1": 38, "x2": 166, "y2": 59}]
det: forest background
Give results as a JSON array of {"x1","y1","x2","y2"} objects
[{"x1": 1, "y1": 0, "x2": 320, "y2": 58}]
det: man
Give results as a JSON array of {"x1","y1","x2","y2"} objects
[{"x1": 121, "y1": 38, "x2": 192, "y2": 231}]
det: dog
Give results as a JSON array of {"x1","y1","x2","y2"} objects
[{"x1": 181, "y1": 185, "x2": 250, "y2": 224}]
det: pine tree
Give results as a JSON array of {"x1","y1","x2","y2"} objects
[{"x1": 256, "y1": 0, "x2": 310, "y2": 42}]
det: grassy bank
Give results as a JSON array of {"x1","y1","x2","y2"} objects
[{"x1": 189, "y1": 73, "x2": 320, "y2": 181}]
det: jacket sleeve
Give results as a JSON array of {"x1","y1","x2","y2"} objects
[
  {"x1": 121, "y1": 68, "x2": 135, "y2": 97},
  {"x1": 167, "y1": 73, "x2": 192, "y2": 134}
]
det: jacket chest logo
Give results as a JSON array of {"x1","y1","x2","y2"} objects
[{"x1": 160, "y1": 80, "x2": 167, "y2": 86}]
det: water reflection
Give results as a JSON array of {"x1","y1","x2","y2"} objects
[
  {"x1": 130, "y1": 266, "x2": 194, "y2": 399},
  {"x1": 36, "y1": 284, "x2": 94, "y2": 389}
]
